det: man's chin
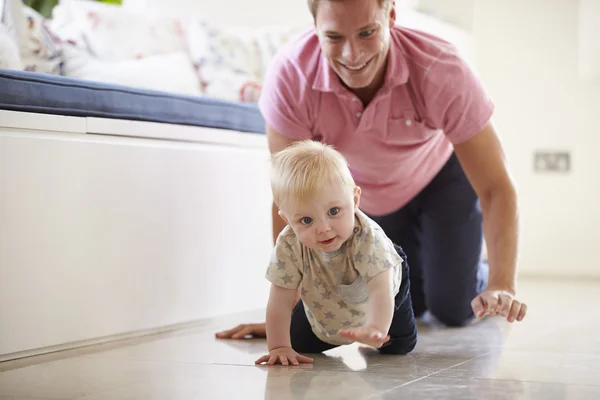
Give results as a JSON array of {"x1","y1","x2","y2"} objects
[{"x1": 338, "y1": 76, "x2": 373, "y2": 91}]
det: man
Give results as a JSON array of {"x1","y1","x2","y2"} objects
[{"x1": 216, "y1": 0, "x2": 526, "y2": 341}]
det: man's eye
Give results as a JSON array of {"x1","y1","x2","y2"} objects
[
  {"x1": 360, "y1": 30, "x2": 374, "y2": 37},
  {"x1": 327, "y1": 35, "x2": 342, "y2": 40},
  {"x1": 301, "y1": 217, "x2": 313, "y2": 225},
  {"x1": 328, "y1": 207, "x2": 339, "y2": 216}
]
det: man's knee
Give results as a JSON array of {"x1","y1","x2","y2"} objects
[
  {"x1": 424, "y1": 263, "x2": 488, "y2": 327},
  {"x1": 427, "y1": 299, "x2": 475, "y2": 327}
]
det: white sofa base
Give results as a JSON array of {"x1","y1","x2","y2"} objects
[{"x1": 0, "y1": 110, "x2": 273, "y2": 361}]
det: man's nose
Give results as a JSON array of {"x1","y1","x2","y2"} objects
[{"x1": 342, "y1": 39, "x2": 361, "y2": 63}]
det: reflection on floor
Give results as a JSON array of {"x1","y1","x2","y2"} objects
[{"x1": 1, "y1": 278, "x2": 599, "y2": 399}]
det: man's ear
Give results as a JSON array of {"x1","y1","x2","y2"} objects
[
  {"x1": 353, "y1": 186, "x2": 362, "y2": 211},
  {"x1": 278, "y1": 209, "x2": 289, "y2": 224},
  {"x1": 389, "y1": 1, "x2": 397, "y2": 27}
]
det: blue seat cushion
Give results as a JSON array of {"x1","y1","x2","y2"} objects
[{"x1": 0, "y1": 69, "x2": 266, "y2": 134}]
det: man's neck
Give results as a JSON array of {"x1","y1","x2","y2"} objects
[
  {"x1": 353, "y1": 86, "x2": 380, "y2": 106},
  {"x1": 348, "y1": 57, "x2": 389, "y2": 106}
]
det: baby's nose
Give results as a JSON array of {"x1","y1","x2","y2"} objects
[{"x1": 317, "y1": 222, "x2": 332, "y2": 234}]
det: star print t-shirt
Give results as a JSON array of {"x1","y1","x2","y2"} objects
[{"x1": 265, "y1": 210, "x2": 404, "y2": 346}]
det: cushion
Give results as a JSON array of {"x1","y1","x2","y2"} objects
[{"x1": 0, "y1": 68, "x2": 266, "y2": 134}]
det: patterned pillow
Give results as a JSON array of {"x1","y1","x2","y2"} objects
[
  {"x1": 20, "y1": 5, "x2": 64, "y2": 74},
  {"x1": 1, "y1": 0, "x2": 63, "y2": 74},
  {"x1": 186, "y1": 18, "x2": 307, "y2": 103}
]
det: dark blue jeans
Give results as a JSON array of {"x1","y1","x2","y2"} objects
[
  {"x1": 368, "y1": 152, "x2": 488, "y2": 326},
  {"x1": 290, "y1": 244, "x2": 417, "y2": 355}
]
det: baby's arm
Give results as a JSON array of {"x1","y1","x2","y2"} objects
[
  {"x1": 255, "y1": 283, "x2": 314, "y2": 365},
  {"x1": 365, "y1": 268, "x2": 395, "y2": 335},
  {"x1": 266, "y1": 283, "x2": 297, "y2": 351},
  {"x1": 339, "y1": 268, "x2": 396, "y2": 349}
]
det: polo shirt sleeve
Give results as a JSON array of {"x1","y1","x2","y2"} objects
[
  {"x1": 424, "y1": 52, "x2": 495, "y2": 144},
  {"x1": 258, "y1": 52, "x2": 314, "y2": 140},
  {"x1": 265, "y1": 234, "x2": 303, "y2": 290}
]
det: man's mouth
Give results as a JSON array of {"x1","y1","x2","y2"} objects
[{"x1": 339, "y1": 57, "x2": 372, "y2": 72}]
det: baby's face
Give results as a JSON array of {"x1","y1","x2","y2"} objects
[{"x1": 280, "y1": 181, "x2": 361, "y2": 253}]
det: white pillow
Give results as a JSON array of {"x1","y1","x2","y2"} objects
[
  {"x1": 50, "y1": 0, "x2": 186, "y2": 61},
  {"x1": 0, "y1": 22, "x2": 22, "y2": 70},
  {"x1": 62, "y1": 44, "x2": 203, "y2": 97}
]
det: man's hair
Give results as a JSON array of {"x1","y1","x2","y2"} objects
[
  {"x1": 270, "y1": 140, "x2": 356, "y2": 208},
  {"x1": 307, "y1": 0, "x2": 393, "y2": 19}
]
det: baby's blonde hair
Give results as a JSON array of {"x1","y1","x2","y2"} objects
[{"x1": 270, "y1": 140, "x2": 356, "y2": 208}]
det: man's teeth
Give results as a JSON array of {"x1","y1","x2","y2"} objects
[{"x1": 345, "y1": 62, "x2": 367, "y2": 71}]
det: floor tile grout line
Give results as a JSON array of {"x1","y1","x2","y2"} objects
[
  {"x1": 362, "y1": 352, "x2": 492, "y2": 399},
  {"x1": 467, "y1": 376, "x2": 600, "y2": 387}
]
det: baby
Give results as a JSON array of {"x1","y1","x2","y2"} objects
[{"x1": 255, "y1": 140, "x2": 417, "y2": 366}]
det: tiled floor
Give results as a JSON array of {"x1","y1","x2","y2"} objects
[{"x1": 1, "y1": 278, "x2": 599, "y2": 399}]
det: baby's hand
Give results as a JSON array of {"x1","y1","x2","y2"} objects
[
  {"x1": 255, "y1": 347, "x2": 314, "y2": 366},
  {"x1": 339, "y1": 325, "x2": 390, "y2": 349}
]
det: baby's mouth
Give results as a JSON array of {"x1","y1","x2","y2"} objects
[{"x1": 320, "y1": 237, "x2": 336, "y2": 245}]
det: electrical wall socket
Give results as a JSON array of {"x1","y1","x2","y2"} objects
[{"x1": 534, "y1": 151, "x2": 571, "y2": 173}]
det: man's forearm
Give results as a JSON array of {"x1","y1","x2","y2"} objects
[{"x1": 481, "y1": 183, "x2": 519, "y2": 293}]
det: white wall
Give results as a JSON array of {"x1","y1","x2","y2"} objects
[
  {"x1": 472, "y1": 0, "x2": 600, "y2": 278},
  {"x1": 416, "y1": 0, "x2": 475, "y2": 31},
  {"x1": 396, "y1": 8, "x2": 474, "y2": 63},
  {"x1": 578, "y1": 0, "x2": 600, "y2": 82}
]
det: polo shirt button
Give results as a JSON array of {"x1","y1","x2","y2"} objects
[
  {"x1": 352, "y1": 98, "x2": 358, "y2": 102},
  {"x1": 356, "y1": 112, "x2": 362, "y2": 118},
  {"x1": 405, "y1": 119, "x2": 412, "y2": 126}
]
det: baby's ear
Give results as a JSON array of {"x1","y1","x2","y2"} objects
[
  {"x1": 278, "y1": 209, "x2": 289, "y2": 224},
  {"x1": 353, "y1": 186, "x2": 362, "y2": 210}
]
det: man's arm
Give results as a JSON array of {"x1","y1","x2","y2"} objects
[
  {"x1": 453, "y1": 122, "x2": 526, "y2": 322},
  {"x1": 266, "y1": 124, "x2": 302, "y2": 304},
  {"x1": 267, "y1": 123, "x2": 296, "y2": 242}
]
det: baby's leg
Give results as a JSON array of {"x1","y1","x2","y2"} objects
[
  {"x1": 379, "y1": 244, "x2": 418, "y2": 355},
  {"x1": 290, "y1": 300, "x2": 339, "y2": 354}
]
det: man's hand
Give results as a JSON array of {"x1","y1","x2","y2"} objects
[
  {"x1": 255, "y1": 347, "x2": 314, "y2": 366},
  {"x1": 338, "y1": 324, "x2": 390, "y2": 349},
  {"x1": 215, "y1": 323, "x2": 266, "y2": 339},
  {"x1": 471, "y1": 289, "x2": 527, "y2": 322}
]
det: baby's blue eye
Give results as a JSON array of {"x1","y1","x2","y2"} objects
[
  {"x1": 328, "y1": 207, "x2": 339, "y2": 216},
  {"x1": 301, "y1": 217, "x2": 313, "y2": 225}
]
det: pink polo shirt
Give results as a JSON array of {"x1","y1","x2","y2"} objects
[{"x1": 258, "y1": 26, "x2": 494, "y2": 216}]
